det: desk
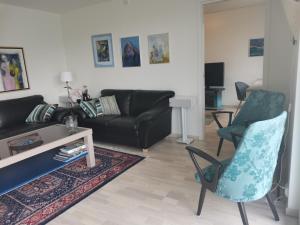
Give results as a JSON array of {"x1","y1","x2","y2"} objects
[{"x1": 169, "y1": 97, "x2": 194, "y2": 145}]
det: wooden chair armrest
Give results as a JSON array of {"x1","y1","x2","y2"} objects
[
  {"x1": 212, "y1": 111, "x2": 234, "y2": 128},
  {"x1": 186, "y1": 146, "x2": 223, "y2": 192}
]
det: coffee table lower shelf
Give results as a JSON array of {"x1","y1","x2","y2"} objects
[{"x1": 0, "y1": 148, "x2": 88, "y2": 196}]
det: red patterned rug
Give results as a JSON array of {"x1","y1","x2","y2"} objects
[{"x1": 0, "y1": 147, "x2": 144, "y2": 225}]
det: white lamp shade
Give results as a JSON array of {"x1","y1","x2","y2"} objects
[{"x1": 60, "y1": 72, "x2": 73, "y2": 83}]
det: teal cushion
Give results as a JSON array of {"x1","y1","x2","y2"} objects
[
  {"x1": 218, "y1": 125, "x2": 246, "y2": 141},
  {"x1": 26, "y1": 104, "x2": 57, "y2": 123},
  {"x1": 95, "y1": 100, "x2": 103, "y2": 116},
  {"x1": 80, "y1": 100, "x2": 97, "y2": 118},
  {"x1": 195, "y1": 159, "x2": 232, "y2": 183}
]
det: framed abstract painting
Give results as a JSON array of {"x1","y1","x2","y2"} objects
[
  {"x1": 249, "y1": 38, "x2": 264, "y2": 57},
  {"x1": 120, "y1": 36, "x2": 141, "y2": 67},
  {"x1": 0, "y1": 47, "x2": 30, "y2": 93},
  {"x1": 148, "y1": 33, "x2": 170, "y2": 64},
  {"x1": 91, "y1": 33, "x2": 114, "y2": 67}
]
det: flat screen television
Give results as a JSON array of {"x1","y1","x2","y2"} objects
[{"x1": 205, "y1": 62, "x2": 224, "y2": 88}]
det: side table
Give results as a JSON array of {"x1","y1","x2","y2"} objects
[{"x1": 169, "y1": 96, "x2": 194, "y2": 144}]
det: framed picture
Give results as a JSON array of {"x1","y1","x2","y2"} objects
[
  {"x1": 249, "y1": 38, "x2": 264, "y2": 57},
  {"x1": 148, "y1": 33, "x2": 170, "y2": 64},
  {"x1": 0, "y1": 47, "x2": 30, "y2": 93},
  {"x1": 91, "y1": 33, "x2": 114, "y2": 67},
  {"x1": 120, "y1": 36, "x2": 141, "y2": 67}
]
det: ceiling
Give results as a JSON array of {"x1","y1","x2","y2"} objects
[
  {"x1": 203, "y1": 0, "x2": 267, "y2": 14},
  {"x1": 0, "y1": 0, "x2": 110, "y2": 14}
]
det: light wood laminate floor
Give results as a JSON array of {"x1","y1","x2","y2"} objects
[{"x1": 49, "y1": 114, "x2": 298, "y2": 225}]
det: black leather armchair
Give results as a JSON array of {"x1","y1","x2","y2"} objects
[
  {"x1": 0, "y1": 95, "x2": 67, "y2": 140},
  {"x1": 75, "y1": 89, "x2": 175, "y2": 151}
]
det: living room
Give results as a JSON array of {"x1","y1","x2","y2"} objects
[{"x1": 0, "y1": 0, "x2": 300, "y2": 225}]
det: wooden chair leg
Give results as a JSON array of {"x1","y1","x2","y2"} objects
[
  {"x1": 266, "y1": 193, "x2": 280, "y2": 221},
  {"x1": 234, "y1": 101, "x2": 242, "y2": 117},
  {"x1": 217, "y1": 138, "x2": 224, "y2": 157},
  {"x1": 275, "y1": 155, "x2": 282, "y2": 198},
  {"x1": 237, "y1": 202, "x2": 249, "y2": 225},
  {"x1": 196, "y1": 186, "x2": 207, "y2": 216}
]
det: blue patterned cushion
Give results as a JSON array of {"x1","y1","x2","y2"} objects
[
  {"x1": 26, "y1": 104, "x2": 57, "y2": 123},
  {"x1": 216, "y1": 112, "x2": 287, "y2": 202},
  {"x1": 195, "y1": 159, "x2": 232, "y2": 183}
]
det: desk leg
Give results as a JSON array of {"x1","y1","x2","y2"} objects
[{"x1": 84, "y1": 134, "x2": 95, "y2": 168}]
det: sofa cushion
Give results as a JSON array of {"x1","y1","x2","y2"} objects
[
  {"x1": 0, "y1": 95, "x2": 44, "y2": 129},
  {"x1": 99, "y1": 96, "x2": 121, "y2": 115},
  {"x1": 101, "y1": 90, "x2": 133, "y2": 116},
  {"x1": 0, "y1": 122, "x2": 56, "y2": 140},
  {"x1": 80, "y1": 100, "x2": 97, "y2": 118},
  {"x1": 79, "y1": 115, "x2": 119, "y2": 132},
  {"x1": 130, "y1": 90, "x2": 175, "y2": 116},
  {"x1": 26, "y1": 104, "x2": 58, "y2": 123},
  {"x1": 106, "y1": 117, "x2": 137, "y2": 137}
]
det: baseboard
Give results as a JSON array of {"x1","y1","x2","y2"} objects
[
  {"x1": 286, "y1": 207, "x2": 299, "y2": 218},
  {"x1": 168, "y1": 133, "x2": 201, "y2": 141}
]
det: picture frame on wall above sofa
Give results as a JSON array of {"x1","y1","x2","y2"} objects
[
  {"x1": 148, "y1": 33, "x2": 170, "y2": 64},
  {"x1": 120, "y1": 36, "x2": 141, "y2": 67},
  {"x1": 249, "y1": 38, "x2": 264, "y2": 57},
  {"x1": 0, "y1": 47, "x2": 30, "y2": 93},
  {"x1": 91, "y1": 33, "x2": 114, "y2": 67}
]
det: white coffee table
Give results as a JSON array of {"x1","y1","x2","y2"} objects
[{"x1": 0, "y1": 124, "x2": 95, "y2": 169}]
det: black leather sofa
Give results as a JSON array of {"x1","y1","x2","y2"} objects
[
  {"x1": 0, "y1": 95, "x2": 67, "y2": 140},
  {"x1": 75, "y1": 89, "x2": 175, "y2": 150}
]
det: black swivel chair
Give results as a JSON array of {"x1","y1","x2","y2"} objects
[{"x1": 234, "y1": 82, "x2": 249, "y2": 116}]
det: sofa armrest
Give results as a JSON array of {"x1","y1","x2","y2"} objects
[
  {"x1": 135, "y1": 107, "x2": 172, "y2": 148},
  {"x1": 135, "y1": 107, "x2": 167, "y2": 125}
]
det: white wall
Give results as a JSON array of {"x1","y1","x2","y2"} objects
[
  {"x1": 280, "y1": 0, "x2": 300, "y2": 218},
  {"x1": 205, "y1": 5, "x2": 265, "y2": 106},
  {"x1": 0, "y1": 4, "x2": 66, "y2": 103},
  {"x1": 61, "y1": 0, "x2": 204, "y2": 137},
  {"x1": 287, "y1": 35, "x2": 300, "y2": 217},
  {"x1": 264, "y1": 0, "x2": 299, "y2": 217},
  {"x1": 263, "y1": 0, "x2": 294, "y2": 103}
]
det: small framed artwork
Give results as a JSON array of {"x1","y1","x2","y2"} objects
[
  {"x1": 148, "y1": 33, "x2": 170, "y2": 64},
  {"x1": 91, "y1": 33, "x2": 114, "y2": 67},
  {"x1": 0, "y1": 47, "x2": 30, "y2": 93},
  {"x1": 249, "y1": 38, "x2": 264, "y2": 57},
  {"x1": 120, "y1": 36, "x2": 141, "y2": 67}
]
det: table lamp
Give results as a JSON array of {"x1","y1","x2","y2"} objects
[{"x1": 60, "y1": 72, "x2": 73, "y2": 106}]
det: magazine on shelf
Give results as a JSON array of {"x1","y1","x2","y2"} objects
[
  {"x1": 60, "y1": 142, "x2": 87, "y2": 154},
  {"x1": 53, "y1": 151, "x2": 87, "y2": 162},
  {"x1": 53, "y1": 141, "x2": 87, "y2": 162}
]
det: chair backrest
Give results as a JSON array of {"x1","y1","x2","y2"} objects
[
  {"x1": 235, "y1": 82, "x2": 249, "y2": 101},
  {"x1": 216, "y1": 111, "x2": 287, "y2": 202},
  {"x1": 232, "y1": 90, "x2": 285, "y2": 126}
]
